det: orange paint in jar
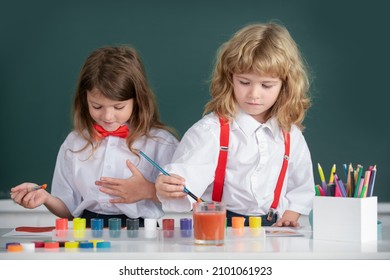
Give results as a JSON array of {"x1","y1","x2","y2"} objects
[{"x1": 193, "y1": 202, "x2": 226, "y2": 245}]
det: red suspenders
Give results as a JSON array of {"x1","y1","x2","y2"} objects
[
  {"x1": 212, "y1": 118, "x2": 230, "y2": 202},
  {"x1": 267, "y1": 129, "x2": 290, "y2": 221},
  {"x1": 212, "y1": 117, "x2": 291, "y2": 221}
]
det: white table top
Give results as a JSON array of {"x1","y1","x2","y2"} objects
[{"x1": 1, "y1": 226, "x2": 389, "y2": 260}]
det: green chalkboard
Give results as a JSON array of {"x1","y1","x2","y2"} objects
[{"x1": 1, "y1": 0, "x2": 389, "y2": 202}]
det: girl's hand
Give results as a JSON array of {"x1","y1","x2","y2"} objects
[
  {"x1": 10, "y1": 182, "x2": 49, "y2": 209},
  {"x1": 155, "y1": 173, "x2": 187, "y2": 199},
  {"x1": 272, "y1": 210, "x2": 300, "y2": 227},
  {"x1": 96, "y1": 160, "x2": 157, "y2": 203}
]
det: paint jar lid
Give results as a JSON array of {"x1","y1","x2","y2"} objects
[
  {"x1": 65, "y1": 241, "x2": 79, "y2": 249},
  {"x1": 21, "y1": 242, "x2": 35, "y2": 251},
  {"x1": 89, "y1": 239, "x2": 104, "y2": 248},
  {"x1": 6, "y1": 242, "x2": 20, "y2": 249},
  {"x1": 79, "y1": 241, "x2": 94, "y2": 249},
  {"x1": 33, "y1": 241, "x2": 45, "y2": 248},
  {"x1": 7, "y1": 244, "x2": 23, "y2": 252},
  {"x1": 96, "y1": 241, "x2": 111, "y2": 249},
  {"x1": 44, "y1": 241, "x2": 59, "y2": 249}
]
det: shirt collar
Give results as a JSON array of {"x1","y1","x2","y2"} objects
[{"x1": 232, "y1": 109, "x2": 281, "y2": 139}]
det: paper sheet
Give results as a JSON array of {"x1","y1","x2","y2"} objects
[
  {"x1": 2, "y1": 226, "x2": 55, "y2": 237},
  {"x1": 263, "y1": 226, "x2": 305, "y2": 237}
]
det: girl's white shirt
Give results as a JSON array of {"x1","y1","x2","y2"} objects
[
  {"x1": 159, "y1": 111, "x2": 315, "y2": 217},
  {"x1": 51, "y1": 127, "x2": 178, "y2": 219}
]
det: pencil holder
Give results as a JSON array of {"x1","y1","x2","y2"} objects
[{"x1": 313, "y1": 196, "x2": 377, "y2": 242}]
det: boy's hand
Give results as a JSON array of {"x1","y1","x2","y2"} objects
[
  {"x1": 272, "y1": 210, "x2": 300, "y2": 227},
  {"x1": 155, "y1": 174, "x2": 187, "y2": 199}
]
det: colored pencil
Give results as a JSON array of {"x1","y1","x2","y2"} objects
[
  {"x1": 343, "y1": 163, "x2": 348, "y2": 177},
  {"x1": 346, "y1": 163, "x2": 353, "y2": 197},
  {"x1": 317, "y1": 163, "x2": 327, "y2": 192},
  {"x1": 354, "y1": 165, "x2": 363, "y2": 197},
  {"x1": 329, "y1": 164, "x2": 336, "y2": 184},
  {"x1": 367, "y1": 165, "x2": 377, "y2": 197}
]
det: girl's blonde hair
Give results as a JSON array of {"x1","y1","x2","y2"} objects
[
  {"x1": 204, "y1": 22, "x2": 311, "y2": 131},
  {"x1": 73, "y1": 46, "x2": 175, "y2": 154}
]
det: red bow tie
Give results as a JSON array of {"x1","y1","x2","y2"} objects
[{"x1": 93, "y1": 124, "x2": 129, "y2": 138}]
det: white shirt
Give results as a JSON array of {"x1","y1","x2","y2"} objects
[
  {"x1": 51, "y1": 127, "x2": 178, "y2": 219},
  {"x1": 160, "y1": 111, "x2": 315, "y2": 217}
]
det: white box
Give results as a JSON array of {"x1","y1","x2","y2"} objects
[{"x1": 313, "y1": 196, "x2": 377, "y2": 242}]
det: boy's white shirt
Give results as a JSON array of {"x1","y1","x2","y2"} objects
[
  {"x1": 51, "y1": 127, "x2": 178, "y2": 219},
  {"x1": 159, "y1": 110, "x2": 315, "y2": 217}
]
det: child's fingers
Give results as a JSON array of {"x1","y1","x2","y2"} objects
[
  {"x1": 169, "y1": 174, "x2": 185, "y2": 183},
  {"x1": 12, "y1": 189, "x2": 31, "y2": 206},
  {"x1": 272, "y1": 220, "x2": 300, "y2": 227},
  {"x1": 156, "y1": 174, "x2": 187, "y2": 199},
  {"x1": 158, "y1": 183, "x2": 187, "y2": 198},
  {"x1": 109, "y1": 198, "x2": 124, "y2": 204},
  {"x1": 125, "y1": 160, "x2": 143, "y2": 177},
  {"x1": 159, "y1": 175, "x2": 185, "y2": 186},
  {"x1": 99, "y1": 185, "x2": 122, "y2": 197},
  {"x1": 95, "y1": 177, "x2": 121, "y2": 187},
  {"x1": 10, "y1": 182, "x2": 36, "y2": 192},
  {"x1": 21, "y1": 191, "x2": 45, "y2": 209},
  {"x1": 160, "y1": 190, "x2": 187, "y2": 198}
]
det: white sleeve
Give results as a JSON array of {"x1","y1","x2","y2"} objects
[
  {"x1": 284, "y1": 128, "x2": 315, "y2": 215},
  {"x1": 50, "y1": 136, "x2": 82, "y2": 215},
  {"x1": 160, "y1": 119, "x2": 220, "y2": 212}
]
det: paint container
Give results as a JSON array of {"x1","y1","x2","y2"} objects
[
  {"x1": 73, "y1": 218, "x2": 86, "y2": 239},
  {"x1": 231, "y1": 216, "x2": 245, "y2": 236},
  {"x1": 126, "y1": 218, "x2": 139, "y2": 238},
  {"x1": 55, "y1": 218, "x2": 68, "y2": 238},
  {"x1": 91, "y1": 218, "x2": 104, "y2": 238},
  {"x1": 144, "y1": 218, "x2": 157, "y2": 239},
  {"x1": 249, "y1": 216, "x2": 262, "y2": 237},
  {"x1": 108, "y1": 218, "x2": 121, "y2": 238},
  {"x1": 180, "y1": 218, "x2": 192, "y2": 238},
  {"x1": 162, "y1": 218, "x2": 175, "y2": 238}
]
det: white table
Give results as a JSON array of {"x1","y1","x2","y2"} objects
[{"x1": 1, "y1": 226, "x2": 389, "y2": 260}]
